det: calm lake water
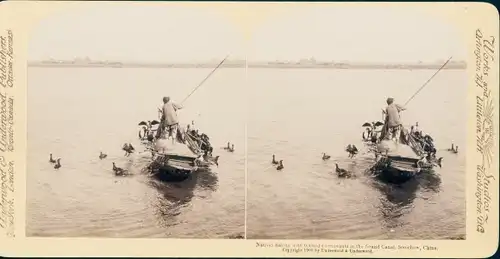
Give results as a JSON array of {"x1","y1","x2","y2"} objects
[
  {"x1": 27, "y1": 67, "x2": 466, "y2": 240},
  {"x1": 246, "y1": 68, "x2": 466, "y2": 240},
  {"x1": 27, "y1": 67, "x2": 245, "y2": 238}
]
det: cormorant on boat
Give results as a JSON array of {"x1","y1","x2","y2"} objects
[
  {"x1": 417, "y1": 156, "x2": 432, "y2": 169},
  {"x1": 138, "y1": 120, "x2": 160, "y2": 140},
  {"x1": 276, "y1": 160, "x2": 284, "y2": 170},
  {"x1": 418, "y1": 154, "x2": 443, "y2": 169},
  {"x1": 223, "y1": 142, "x2": 231, "y2": 150},
  {"x1": 435, "y1": 157, "x2": 443, "y2": 168},
  {"x1": 335, "y1": 163, "x2": 350, "y2": 178},
  {"x1": 424, "y1": 135, "x2": 436, "y2": 149},
  {"x1": 195, "y1": 155, "x2": 206, "y2": 166},
  {"x1": 322, "y1": 153, "x2": 331, "y2": 160},
  {"x1": 49, "y1": 153, "x2": 56, "y2": 163},
  {"x1": 210, "y1": 155, "x2": 220, "y2": 167},
  {"x1": 200, "y1": 133, "x2": 210, "y2": 141},
  {"x1": 203, "y1": 150, "x2": 220, "y2": 167},
  {"x1": 272, "y1": 154, "x2": 279, "y2": 165},
  {"x1": 453, "y1": 146, "x2": 458, "y2": 154},
  {"x1": 361, "y1": 121, "x2": 382, "y2": 142},
  {"x1": 416, "y1": 134, "x2": 437, "y2": 156},
  {"x1": 54, "y1": 158, "x2": 61, "y2": 169},
  {"x1": 447, "y1": 143, "x2": 455, "y2": 152},
  {"x1": 99, "y1": 151, "x2": 107, "y2": 159},
  {"x1": 362, "y1": 121, "x2": 384, "y2": 128},
  {"x1": 362, "y1": 128, "x2": 373, "y2": 141},
  {"x1": 198, "y1": 133, "x2": 213, "y2": 155}
]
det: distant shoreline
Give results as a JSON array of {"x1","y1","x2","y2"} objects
[{"x1": 27, "y1": 61, "x2": 467, "y2": 70}]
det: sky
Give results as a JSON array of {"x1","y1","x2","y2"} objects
[
  {"x1": 249, "y1": 6, "x2": 466, "y2": 63},
  {"x1": 29, "y1": 4, "x2": 244, "y2": 62},
  {"x1": 29, "y1": 3, "x2": 467, "y2": 63}
]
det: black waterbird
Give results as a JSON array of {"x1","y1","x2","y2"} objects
[
  {"x1": 335, "y1": 163, "x2": 350, "y2": 178},
  {"x1": 49, "y1": 153, "x2": 56, "y2": 163},
  {"x1": 54, "y1": 158, "x2": 61, "y2": 169},
  {"x1": 272, "y1": 154, "x2": 279, "y2": 165},
  {"x1": 99, "y1": 151, "x2": 107, "y2": 159},
  {"x1": 276, "y1": 160, "x2": 284, "y2": 170},
  {"x1": 112, "y1": 162, "x2": 127, "y2": 176}
]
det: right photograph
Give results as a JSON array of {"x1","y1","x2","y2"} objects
[{"x1": 246, "y1": 6, "x2": 467, "y2": 240}]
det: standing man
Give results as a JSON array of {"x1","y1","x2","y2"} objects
[
  {"x1": 160, "y1": 96, "x2": 183, "y2": 145},
  {"x1": 383, "y1": 97, "x2": 406, "y2": 143}
]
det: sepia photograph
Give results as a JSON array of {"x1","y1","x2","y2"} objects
[
  {"x1": 246, "y1": 6, "x2": 467, "y2": 240},
  {"x1": 0, "y1": 1, "x2": 498, "y2": 257},
  {"x1": 26, "y1": 3, "x2": 245, "y2": 238}
]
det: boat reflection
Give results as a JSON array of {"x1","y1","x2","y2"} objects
[
  {"x1": 147, "y1": 168, "x2": 219, "y2": 227},
  {"x1": 370, "y1": 171, "x2": 441, "y2": 230}
]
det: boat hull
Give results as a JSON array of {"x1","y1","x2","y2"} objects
[
  {"x1": 372, "y1": 155, "x2": 421, "y2": 184},
  {"x1": 150, "y1": 153, "x2": 198, "y2": 182},
  {"x1": 146, "y1": 124, "x2": 218, "y2": 181},
  {"x1": 154, "y1": 164, "x2": 195, "y2": 182}
]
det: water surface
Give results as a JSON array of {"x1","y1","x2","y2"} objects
[
  {"x1": 27, "y1": 67, "x2": 466, "y2": 240},
  {"x1": 246, "y1": 68, "x2": 466, "y2": 240},
  {"x1": 27, "y1": 67, "x2": 246, "y2": 238}
]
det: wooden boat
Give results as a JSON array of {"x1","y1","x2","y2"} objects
[
  {"x1": 150, "y1": 152, "x2": 198, "y2": 182},
  {"x1": 148, "y1": 137, "x2": 199, "y2": 181},
  {"x1": 372, "y1": 153, "x2": 422, "y2": 184},
  {"x1": 148, "y1": 127, "x2": 217, "y2": 182},
  {"x1": 371, "y1": 125, "x2": 435, "y2": 183}
]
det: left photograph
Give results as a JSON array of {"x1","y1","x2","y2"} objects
[{"x1": 26, "y1": 3, "x2": 245, "y2": 238}]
